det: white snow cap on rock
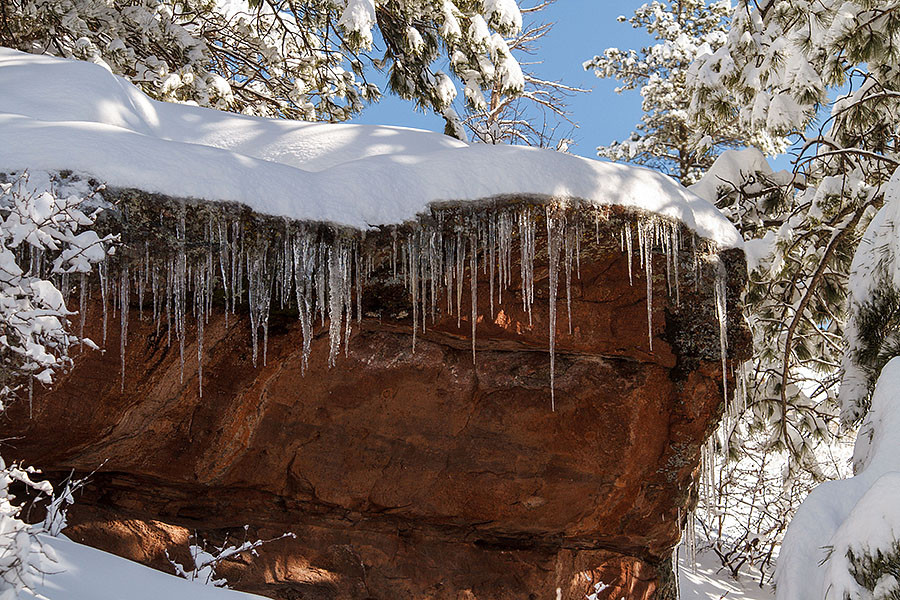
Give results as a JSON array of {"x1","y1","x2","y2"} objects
[{"x1": 0, "y1": 48, "x2": 740, "y2": 248}]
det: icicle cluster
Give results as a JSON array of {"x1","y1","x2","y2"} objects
[{"x1": 81, "y1": 198, "x2": 723, "y2": 407}]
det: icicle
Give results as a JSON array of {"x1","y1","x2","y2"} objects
[
  {"x1": 498, "y1": 211, "x2": 512, "y2": 306},
  {"x1": 714, "y1": 256, "x2": 729, "y2": 408},
  {"x1": 327, "y1": 244, "x2": 345, "y2": 365},
  {"x1": 445, "y1": 235, "x2": 455, "y2": 316},
  {"x1": 78, "y1": 272, "x2": 87, "y2": 347},
  {"x1": 356, "y1": 248, "x2": 363, "y2": 325},
  {"x1": 391, "y1": 229, "x2": 398, "y2": 279},
  {"x1": 344, "y1": 245, "x2": 353, "y2": 355},
  {"x1": 432, "y1": 231, "x2": 441, "y2": 331},
  {"x1": 546, "y1": 206, "x2": 563, "y2": 411},
  {"x1": 196, "y1": 265, "x2": 205, "y2": 398},
  {"x1": 217, "y1": 219, "x2": 231, "y2": 327},
  {"x1": 409, "y1": 234, "x2": 419, "y2": 352},
  {"x1": 687, "y1": 510, "x2": 697, "y2": 575},
  {"x1": 247, "y1": 243, "x2": 274, "y2": 367},
  {"x1": 119, "y1": 266, "x2": 129, "y2": 392},
  {"x1": 519, "y1": 208, "x2": 535, "y2": 325},
  {"x1": 152, "y1": 264, "x2": 160, "y2": 337},
  {"x1": 316, "y1": 242, "x2": 326, "y2": 327},
  {"x1": 99, "y1": 258, "x2": 109, "y2": 345},
  {"x1": 292, "y1": 232, "x2": 314, "y2": 372},
  {"x1": 165, "y1": 259, "x2": 172, "y2": 348},
  {"x1": 137, "y1": 243, "x2": 146, "y2": 321},
  {"x1": 456, "y1": 232, "x2": 464, "y2": 328},
  {"x1": 231, "y1": 220, "x2": 240, "y2": 314},
  {"x1": 470, "y1": 231, "x2": 477, "y2": 364},
  {"x1": 643, "y1": 220, "x2": 654, "y2": 352},
  {"x1": 575, "y1": 219, "x2": 582, "y2": 280},
  {"x1": 488, "y1": 217, "x2": 496, "y2": 319},
  {"x1": 176, "y1": 213, "x2": 187, "y2": 383},
  {"x1": 672, "y1": 225, "x2": 681, "y2": 306},
  {"x1": 664, "y1": 223, "x2": 673, "y2": 297},
  {"x1": 625, "y1": 223, "x2": 634, "y2": 286},
  {"x1": 564, "y1": 221, "x2": 573, "y2": 335}
]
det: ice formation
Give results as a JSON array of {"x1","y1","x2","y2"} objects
[
  {"x1": 0, "y1": 49, "x2": 741, "y2": 408},
  {"x1": 59, "y1": 197, "x2": 716, "y2": 409}
]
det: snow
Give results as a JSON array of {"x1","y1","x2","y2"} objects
[
  {"x1": 0, "y1": 48, "x2": 741, "y2": 248},
  {"x1": 679, "y1": 548, "x2": 774, "y2": 600},
  {"x1": 776, "y1": 357, "x2": 900, "y2": 600},
  {"x1": 688, "y1": 148, "x2": 774, "y2": 205},
  {"x1": 25, "y1": 535, "x2": 263, "y2": 600},
  {"x1": 840, "y1": 166, "x2": 900, "y2": 423},
  {"x1": 338, "y1": 0, "x2": 377, "y2": 46}
]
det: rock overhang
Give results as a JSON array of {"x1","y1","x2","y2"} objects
[{"x1": 1, "y1": 47, "x2": 754, "y2": 600}]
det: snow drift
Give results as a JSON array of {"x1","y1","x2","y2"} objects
[
  {"x1": 0, "y1": 47, "x2": 740, "y2": 248},
  {"x1": 776, "y1": 357, "x2": 900, "y2": 600}
]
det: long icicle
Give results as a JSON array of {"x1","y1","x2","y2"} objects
[
  {"x1": 470, "y1": 230, "x2": 477, "y2": 364},
  {"x1": 546, "y1": 206, "x2": 562, "y2": 411}
]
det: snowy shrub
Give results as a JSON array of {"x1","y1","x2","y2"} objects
[
  {"x1": 0, "y1": 458, "x2": 58, "y2": 598},
  {"x1": 0, "y1": 170, "x2": 110, "y2": 596},
  {"x1": 41, "y1": 470, "x2": 93, "y2": 537},
  {"x1": 0, "y1": 171, "x2": 112, "y2": 405},
  {"x1": 166, "y1": 530, "x2": 296, "y2": 587}
]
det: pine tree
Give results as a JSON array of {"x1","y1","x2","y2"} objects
[
  {"x1": 685, "y1": 0, "x2": 900, "y2": 446},
  {"x1": 458, "y1": 0, "x2": 586, "y2": 148},
  {"x1": 0, "y1": 0, "x2": 525, "y2": 122},
  {"x1": 584, "y1": 0, "x2": 779, "y2": 184},
  {"x1": 681, "y1": 1, "x2": 900, "y2": 590}
]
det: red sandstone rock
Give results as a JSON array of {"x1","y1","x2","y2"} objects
[{"x1": 8, "y1": 208, "x2": 748, "y2": 600}]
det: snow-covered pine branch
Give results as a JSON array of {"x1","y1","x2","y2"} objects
[
  {"x1": 457, "y1": 0, "x2": 586, "y2": 148},
  {"x1": 585, "y1": 0, "x2": 784, "y2": 184},
  {"x1": 1, "y1": 0, "x2": 526, "y2": 124}
]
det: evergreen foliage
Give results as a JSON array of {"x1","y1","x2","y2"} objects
[
  {"x1": 683, "y1": 0, "x2": 900, "y2": 458},
  {"x1": 584, "y1": 0, "x2": 779, "y2": 184},
  {"x1": 680, "y1": 1, "x2": 900, "y2": 595},
  {"x1": 460, "y1": 0, "x2": 586, "y2": 148},
  {"x1": 848, "y1": 541, "x2": 900, "y2": 600},
  {"x1": 0, "y1": 0, "x2": 525, "y2": 122}
]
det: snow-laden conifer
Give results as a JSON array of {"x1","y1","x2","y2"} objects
[
  {"x1": 585, "y1": 0, "x2": 782, "y2": 184},
  {"x1": 0, "y1": 0, "x2": 525, "y2": 122}
]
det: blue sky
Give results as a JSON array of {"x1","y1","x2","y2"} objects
[{"x1": 350, "y1": 1, "x2": 650, "y2": 160}]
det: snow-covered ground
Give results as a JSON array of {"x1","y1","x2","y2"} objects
[
  {"x1": 25, "y1": 531, "x2": 773, "y2": 600},
  {"x1": 679, "y1": 548, "x2": 775, "y2": 600},
  {"x1": 26, "y1": 535, "x2": 263, "y2": 600},
  {"x1": 0, "y1": 48, "x2": 740, "y2": 248}
]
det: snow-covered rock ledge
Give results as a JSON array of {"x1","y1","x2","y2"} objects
[
  {"x1": 0, "y1": 48, "x2": 740, "y2": 249},
  {"x1": 2, "y1": 47, "x2": 753, "y2": 600}
]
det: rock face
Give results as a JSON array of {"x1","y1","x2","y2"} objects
[{"x1": 8, "y1": 197, "x2": 748, "y2": 600}]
